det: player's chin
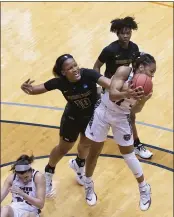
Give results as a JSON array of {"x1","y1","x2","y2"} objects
[{"x1": 73, "y1": 74, "x2": 81, "y2": 81}]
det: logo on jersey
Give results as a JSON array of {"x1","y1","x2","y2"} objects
[
  {"x1": 83, "y1": 84, "x2": 88, "y2": 89},
  {"x1": 123, "y1": 134, "x2": 131, "y2": 141},
  {"x1": 115, "y1": 54, "x2": 120, "y2": 58}
]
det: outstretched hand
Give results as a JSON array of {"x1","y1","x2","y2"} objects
[
  {"x1": 138, "y1": 91, "x2": 153, "y2": 102},
  {"x1": 21, "y1": 79, "x2": 35, "y2": 94}
]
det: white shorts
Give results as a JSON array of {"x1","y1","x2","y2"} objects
[
  {"x1": 10, "y1": 202, "x2": 39, "y2": 217},
  {"x1": 86, "y1": 102, "x2": 133, "y2": 146}
]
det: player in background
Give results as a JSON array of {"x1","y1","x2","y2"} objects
[{"x1": 93, "y1": 16, "x2": 153, "y2": 159}]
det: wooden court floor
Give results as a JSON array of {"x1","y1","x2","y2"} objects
[{"x1": 1, "y1": 2, "x2": 173, "y2": 217}]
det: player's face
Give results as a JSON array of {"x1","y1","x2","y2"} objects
[
  {"x1": 17, "y1": 171, "x2": 32, "y2": 184},
  {"x1": 117, "y1": 28, "x2": 132, "y2": 44},
  {"x1": 138, "y1": 63, "x2": 156, "y2": 78},
  {"x1": 62, "y1": 58, "x2": 81, "y2": 82}
]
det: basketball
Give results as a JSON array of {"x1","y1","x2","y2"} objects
[{"x1": 132, "y1": 74, "x2": 153, "y2": 95}]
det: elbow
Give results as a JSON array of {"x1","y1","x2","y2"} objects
[
  {"x1": 38, "y1": 202, "x2": 45, "y2": 209},
  {"x1": 109, "y1": 92, "x2": 116, "y2": 101},
  {"x1": 93, "y1": 65, "x2": 100, "y2": 72}
]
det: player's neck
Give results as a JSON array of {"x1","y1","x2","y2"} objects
[{"x1": 118, "y1": 40, "x2": 129, "y2": 49}]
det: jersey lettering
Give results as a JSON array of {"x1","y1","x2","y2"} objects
[{"x1": 74, "y1": 98, "x2": 91, "y2": 109}]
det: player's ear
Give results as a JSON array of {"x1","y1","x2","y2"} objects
[
  {"x1": 138, "y1": 64, "x2": 144, "y2": 72},
  {"x1": 61, "y1": 70, "x2": 65, "y2": 76}
]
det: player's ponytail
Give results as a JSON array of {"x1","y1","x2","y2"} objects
[
  {"x1": 133, "y1": 53, "x2": 156, "y2": 71},
  {"x1": 52, "y1": 54, "x2": 74, "y2": 77},
  {"x1": 10, "y1": 154, "x2": 34, "y2": 173}
]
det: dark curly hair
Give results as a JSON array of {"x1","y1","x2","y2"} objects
[{"x1": 110, "y1": 16, "x2": 138, "y2": 34}]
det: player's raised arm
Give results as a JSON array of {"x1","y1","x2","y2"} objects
[{"x1": 109, "y1": 66, "x2": 142, "y2": 101}]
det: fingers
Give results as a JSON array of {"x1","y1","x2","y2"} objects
[
  {"x1": 25, "y1": 79, "x2": 31, "y2": 83},
  {"x1": 129, "y1": 84, "x2": 135, "y2": 89},
  {"x1": 24, "y1": 79, "x2": 35, "y2": 85},
  {"x1": 28, "y1": 80, "x2": 35, "y2": 85},
  {"x1": 21, "y1": 79, "x2": 34, "y2": 95},
  {"x1": 21, "y1": 86, "x2": 32, "y2": 94}
]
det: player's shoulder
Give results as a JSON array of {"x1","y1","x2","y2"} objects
[
  {"x1": 106, "y1": 40, "x2": 120, "y2": 51},
  {"x1": 114, "y1": 66, "x2": 132, "y2": 78},
  {"x1": 6, "y1": 173, "x2": 15, "y2": 184},
  {"x1": 34, "y1": 171, "x2": 45, "y2": 183},
  {"x1": 80, "y1": 68, "x2": 96, "y2": 76},
  {"x1": 129, "y1": 41, "x2": 139, "y2": 49}
]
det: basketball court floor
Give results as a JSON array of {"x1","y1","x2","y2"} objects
[{"x1": 1, "y1": 2, "x2": 173, "y2": 217}]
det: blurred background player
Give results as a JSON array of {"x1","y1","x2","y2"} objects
[
  {"x1": 93, "y1": 16, "x2": 153, "y2": 159},
  {"x1": 1, "y1": 154, "x2": 46, "y2": 217}
]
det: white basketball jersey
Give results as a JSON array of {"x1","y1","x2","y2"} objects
[
  {"x1": 101, "y1": 68, "x2": 136, "y2": 114},
  {"x1": 12, "y1": 169, "x2": 40, "y2": 214}
]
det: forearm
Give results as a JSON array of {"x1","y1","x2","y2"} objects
[
  {"x1": 109, "y1": 90, "x2": 128, "y2": 101},
  {"x1": 1, "y1": 190, "x2": 9, "y2": 203},
  {"x1": 94, "y1": 67, "x2": 100, "y2": 73},
  {"x1": 131, "y1": 100, "x2": 146, "y2": 113},
  {"x1": 22, "y1": 193, "x2": 44, "y2": 209}
]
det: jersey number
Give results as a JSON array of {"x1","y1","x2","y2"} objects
[{"x1": 74, "y1": 98, "x2": 91, "y2": 109}]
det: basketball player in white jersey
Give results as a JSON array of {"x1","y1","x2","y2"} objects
[
  {"x1": 84, "y1": 53, "x2": 156, "y2": 211},
  {"x1": 1, "y1": 155, "x2": 46, "y2": 217}
]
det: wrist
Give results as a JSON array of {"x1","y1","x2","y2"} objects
[{"x1": 21, "y1": 191, "x2": 27, "y2": 198}]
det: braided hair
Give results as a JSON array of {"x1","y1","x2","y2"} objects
[
  {"x1": 53, "y1": 54, "x2": 73, "y2": 77},
  {"x1": 110, "y1": 16, "x2": 138, "y2": 34}
]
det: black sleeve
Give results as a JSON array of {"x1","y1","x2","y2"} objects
[
  {"x1": 134, "y1": 44, "x2": 139, "y2": 52},
  {"x1": 83, "y1": 69, "x2": 103, "y2": 83},
  {"x1": 98, "y1": 46, "x2": 111, "y2": 63},
  {"x1": 44, "y1": 78, "x2": 62, "y2": 91}
]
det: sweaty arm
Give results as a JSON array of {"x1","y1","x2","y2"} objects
[
  {"x1": 1, "y1": 174, "x2": 13, "y2": 202},
  {"x1": 22, "y1": 172, "x2": 46, "y2": 209},
  {"x1": 109, "y1": 66, "x2": 130, "y2": 101}
]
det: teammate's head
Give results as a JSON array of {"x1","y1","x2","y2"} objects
[
  {"x1": 53, "y1": 54, "x2": 81, "y2": 82},
  {"x1": 11, "y1": 154, "x2": 34, "y2": 184},
  {"x1": 133, "y1": 53, "x2": 156, "y2": 77},
  {"x1": 110, "y1": 16, "x2": 138, "y2": 45}
]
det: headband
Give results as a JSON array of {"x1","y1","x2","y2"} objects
[{"x1": 15, "y1": 164, "x2": 31, "y2": 172}]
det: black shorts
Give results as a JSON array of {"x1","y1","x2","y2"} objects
[{"x1": 59, "y1": 109, "x2": 93, "y2": 143}]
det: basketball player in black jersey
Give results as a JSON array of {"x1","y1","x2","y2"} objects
[
  {"x1": 93, "y1": 16, "x2": 153, "y2": 159},
  {"x1": 21, "y1": 54, "x2": 110, "y2": 196}
]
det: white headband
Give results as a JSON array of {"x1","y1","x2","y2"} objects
[{"x1": 15, "y1": 164, "x2": 31, "y2": 172}]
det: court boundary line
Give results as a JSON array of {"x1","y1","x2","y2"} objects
[
  {"x1": 1, "y1": 102, "x2": 173, "y2": 133},
  {"x1": 0, "y1": 154, "x2": 173, "y2": 172},
  {"x1": 1, "y1": 119, "x2": 173, "y2": 154},
  {"x1": 149, "y1": 1, "x2": 174, "y2": 8},
  {"x1": 1, "y1": 119, "x2": 174, "y2": 155}
]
